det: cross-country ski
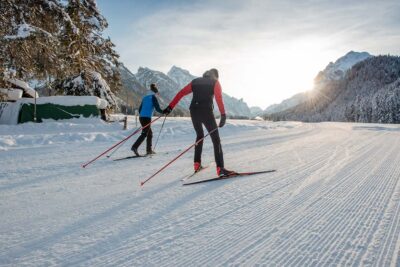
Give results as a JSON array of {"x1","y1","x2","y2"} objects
[
  {"x1": 112, "y1": 155, "x2": 147, "y2": 161},
  {"x1": 181, "y1": 165, "x2": 210, "y2": 181},
  {"x1": 182, "y1": 170, "x2": 277, "y2": 185}
]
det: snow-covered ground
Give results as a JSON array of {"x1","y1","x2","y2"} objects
[{"x1": 1, "y1": 117, "x2": 400, "y2": 266}]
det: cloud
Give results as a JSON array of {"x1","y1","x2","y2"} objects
[{"x1": 113, "y1": 0, "x2": 400, "y2": 107}]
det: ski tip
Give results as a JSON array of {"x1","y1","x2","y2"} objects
[
  {"x1": 140, "y1": 181, "x2": 144, "y2": 187},
  {"x1": 81, "y1": 165, "x2": 86, "y2": 168}
]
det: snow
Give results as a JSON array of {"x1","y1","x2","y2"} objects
[
  {"x1": 6, "y1": 78, "x2": 39, "y2": 98},
  {"x1": 0, "y1": 96, "x2": 107, "y2": 125},
  {"x1": 4, "y1": 22, "x2": 53, "y2": 40},
  {"x1": 17, "y1": 96, "x2": 108, "y2": 109},
  {"x1": 4, "y1": 23, "x2": 35, "y2": 39},
  {"x1": 0, "y1": 88, "x2": 23, "y2": 101},
  {"x1": 0, "y1": 102, "x2": 20, "y2": 125},
  {"x1": 1, "y1": 118, "x2": 400, "y2": 266},
  {"x1": 321, "y1": 51, "x2": 372, "y2": 81}
]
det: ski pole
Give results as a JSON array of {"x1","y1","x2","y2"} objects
[
  {"x1": 106, "y1": 133, "x2": 131, "y2": 158},
  {"x1": 82, "y1": 116, "x2": 162, "y2": 168},
  {"x1": 140, "y1": 127, "x2": 218, "y2": 187},
  {"x1": 152, "y1": 115, "x2": 167, "y2": 153},
  {"x1": 106, "y1": 124, "x2": 142, "y2": 158}
]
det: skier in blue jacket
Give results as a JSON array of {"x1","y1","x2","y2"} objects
[{"x1": 132, "y1": 83, "x2": 163, "y2": 156}]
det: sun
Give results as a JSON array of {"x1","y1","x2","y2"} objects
[{"x1": 219, "y1": 38, "x2": 338, "y2": 109}]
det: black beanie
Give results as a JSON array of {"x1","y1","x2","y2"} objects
[
  {"x1": 209, "y1": 68, "x2": 219, "y2": 79},
  {"x1": 150, "y1": 83, "x2": 158, "y2": 93}
]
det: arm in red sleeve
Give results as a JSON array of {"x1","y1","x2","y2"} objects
[
  {"x1": 214, "y1": 80, "x2": 226, "y2": 115},
  {"x1": 169, "y1": 82, "x2": 192, "y2": 108}
]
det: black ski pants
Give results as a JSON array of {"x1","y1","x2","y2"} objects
[
  {"x1": 132, "y1": 117, "x2": 153, "y2": 152},
  {"x1": 190, "y1": 108, "x2": 224, "y2": 168}
]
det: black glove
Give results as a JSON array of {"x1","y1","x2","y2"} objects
[
  {"x1": 219, "y1": 114, "x2": 226, "y2": 128},
  {"x1": 163, "y1": 106, "x2": 172, "y2": 115}
]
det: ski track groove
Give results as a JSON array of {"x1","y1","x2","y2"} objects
[
  {"x1": 57, "y1": 127, "x2": 332, "y2": 266},
  {"x1": 250, "y1": 132, "x2": 392, "y2": 266},
  {"x1": 268, "y1": 133, "x2": 396, "y2": 266},
  {"x1": 97, "y1": 127, "x2": 354, "y2": 266},
  {"x1": 73, "y1": 126, "x2": 382, "y2": 266},
  {"x1": 219, "y1": 131, "x2": 386, "y2": 266},
  {"x1": 2, "y1": 122, "x2": 400, "y2": 266}
]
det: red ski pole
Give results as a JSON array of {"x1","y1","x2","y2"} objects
[
  {"x1": 140, "y1": 127, "x2": 218, "y2": 187},
  {"x1": 82, "y1": 116, "x2": 162, "y2": 168}
]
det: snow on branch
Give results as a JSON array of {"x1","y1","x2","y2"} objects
[{"x1": 3, "y1": 23, "x2": 54, "y2": 40}]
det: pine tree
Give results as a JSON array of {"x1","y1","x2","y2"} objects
[
  {"x1": 0, "y1": 0, "x2": 77, "y2": 86},
  {"x1": 62, "y1": 0, "x2": 120, "y2": 88},
  {"x1": 1, "y1": 0, "x2": 121, "y2": 108}
]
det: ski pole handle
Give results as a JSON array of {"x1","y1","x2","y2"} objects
[
  {"x1": 82, "y1": 116, "x2": 162, "y2": 168},
  {"x1": 140, "y1": 127, "x2": 218, "y2": 186}
]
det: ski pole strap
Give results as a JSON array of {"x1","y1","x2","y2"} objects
[
  {"x1": 140, "y1": 127, "x2": 218, "y2": 186},
  {"x1": 82, "y1": 116, "x2": 162, "y2": 168}
]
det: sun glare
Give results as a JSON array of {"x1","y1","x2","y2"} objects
[{"x1": 219, "y1": 38, "x2": 336, "y2": 108}]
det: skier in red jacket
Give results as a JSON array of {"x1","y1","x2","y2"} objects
[{"x1": 163, "y1": 68, "x2": 235, "y2": 177}]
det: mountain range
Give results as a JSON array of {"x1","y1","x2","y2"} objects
[
  {"x1": 116, "y1": 65, "x2": 254, "y2": 118},
  {"x1": 264, "y1": 51, "x2": 372, "y2": 115},
  {"x1": 115, "y1": 50, "x2": 400, "y2": 123},
  {"x1": 267, "y1": 54, "x2": 400, "y2": 123}
]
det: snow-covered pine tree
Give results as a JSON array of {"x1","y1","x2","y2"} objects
[
  {"x1": 60, "y1": 0, "x2": 121, "y2": 108},
  {"x1": 0, "y1": 0, "x2": 74, "y2": 86},
  {"x1": 1, "y1": 0, "x2": 121, "y2": 108}
]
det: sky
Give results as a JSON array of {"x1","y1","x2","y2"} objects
[{"x1": 96, "y1": 0, "x2": 400, "y2": 109}]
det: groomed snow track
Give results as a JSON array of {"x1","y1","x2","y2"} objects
[{"x1": 0, "y1": 119, "x2": 399, "y2": 266}]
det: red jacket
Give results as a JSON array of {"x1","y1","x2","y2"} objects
[{"x1": 169, "y1": 77, "x2": 226, "y2": 114}]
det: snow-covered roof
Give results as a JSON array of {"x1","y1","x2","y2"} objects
[
  {"x1": 17, "y1": 96, "x2": 108, "y2": 109},
  {"x1": 6, "y1": 78, "x2": 39, "y2": 98},
  {"x1": 0, "y1": 88, "x2": 23, "y2": 101}
]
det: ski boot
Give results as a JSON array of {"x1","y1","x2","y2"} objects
[
  {"x1": 217, "y1": 167, "x2": 237, "y2": 177},
  {"x1": 131, "y1": 146, "x2": 140, "y2": 156},
  {"x1": 146, "y1": 150, "x2": 156, "y2": 155},
  {"x1": 194, "y1": 162, "x2": 202, "y2": 172}
]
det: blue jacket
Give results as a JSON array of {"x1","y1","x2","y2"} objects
[{"x1": 139, "y1": 92, "x2": 163, "y2": 118}]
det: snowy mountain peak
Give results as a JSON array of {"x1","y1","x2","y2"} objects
[
  {"x1": 264, "y1": 51, "x2": 373, "y2": 115},
  {"x1": 318, "y1": 51, "x2": 372, "y2": 82},
  {"x1": 167, "y1": 66, "x2": 196, "y2": 88}
]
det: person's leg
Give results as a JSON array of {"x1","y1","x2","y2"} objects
[
  {"x1": 202, "y1": 111, "x2": 224, "y2": 168},
  {"x1": 146, "y1": 125, "x2": 153, "y2": 153},
  {"x1": 132, "y1": 117, "x2": 151, "y2": 150},
  {"x1": 190, "y1": 109, "x2": 204, "y2": 164}
]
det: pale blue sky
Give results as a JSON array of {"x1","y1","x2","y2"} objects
[{"x1": 97, "y1": 0, "x2": 400, "y2": 108}]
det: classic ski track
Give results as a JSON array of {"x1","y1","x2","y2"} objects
[
  {"x1": 228, "y1": 132, "x2": 390, "y2": 266},
  {"x1": 175, "y1": 129, "x2": 384, "y2": 266},
  {"x1": 50, "y1": 127, "x2": 378, "y2": 266},
  {"x1": 262, "y1": 135, "x2": 396, "y2": 266},
  {"x1": 13, "y1": 127, "x2": 388, "y2": 266},
  {"x1": 2, "y1": 123, "x2": 400, "y2": 266},
  {"x1": 131, "y1": 129, "x2": 388, "y2": 266},
  {"x1": 241, "y1": 133, "x2": 396, "y2": 266},
  {"x1": 58, "y1": 127, "x2": 334, "y2": 265},
  {"x1": 76, "y1": 127, "x2": 358, "y2": 266}
]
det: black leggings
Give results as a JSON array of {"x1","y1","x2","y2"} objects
[
  {"x1": 190, "y1": 109, "x2": 224, "y2": 168},
  {"x1": 132, "y1": 117, "x2": 153, "y2": 152}
]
